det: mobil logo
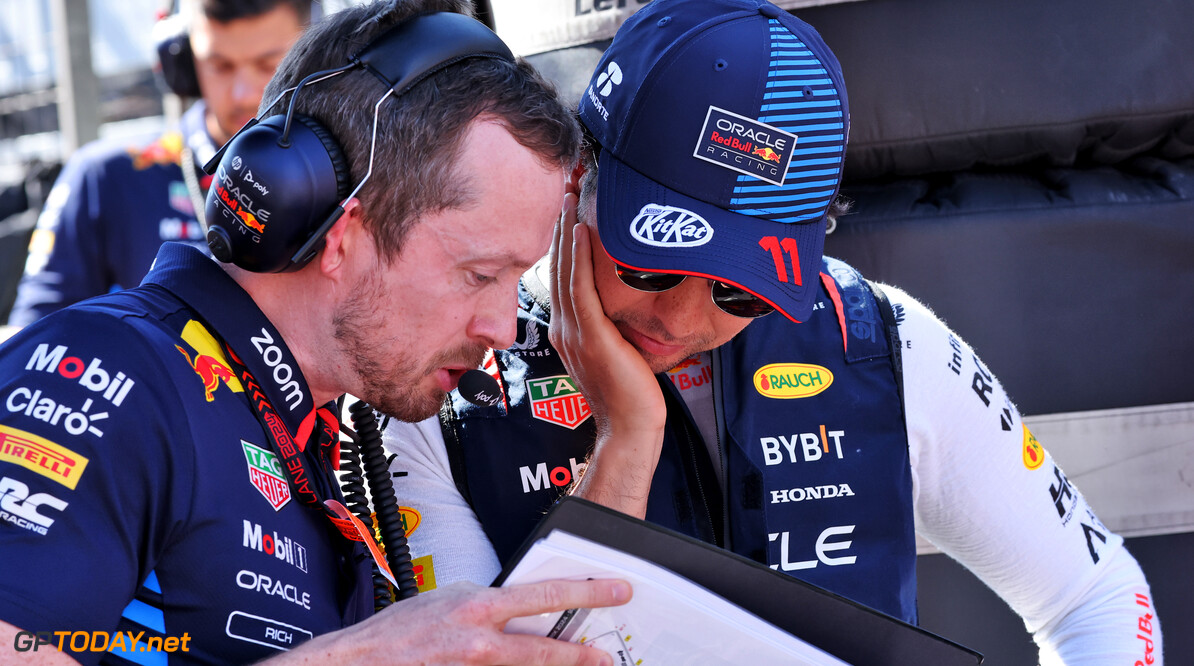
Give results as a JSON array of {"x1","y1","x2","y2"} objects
[
  {"x1": 629, "y1": 205, "x2": 713, "y2": 248},
  {"x1": 753, "y1": 363, "x2": 833, "y2": 399},
  {"x1": 24, "y1": 343, "x2": 135, "y2": 407},
  {"x1": 242, "y1": 519, "x2": 308, "y2": 573},
  {"x1": 519, "y1": 457, "x2": 586, "y2": 494},
  {"x1": 526, "y1": 375, "x2": 591, "y2": 429}
]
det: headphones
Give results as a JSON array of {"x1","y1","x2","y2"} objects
[
  {"x1": 153, "y1": 7, "x2": 201, "y2": 98},
  {"x1": 152, "y1": 1, "x2": 325, "y2": 99},
  {"x1": 200, "y1": 11, "x2": 514, "y2": 273}
]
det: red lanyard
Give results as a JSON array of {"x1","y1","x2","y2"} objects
[{"x1": 222, "y1": 343, "x2": 396, "y2": 587}]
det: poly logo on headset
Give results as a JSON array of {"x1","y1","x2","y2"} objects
[{"x1": 630, "y1": 204, "x2": 713, "y2": 248}]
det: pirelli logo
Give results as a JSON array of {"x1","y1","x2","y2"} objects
[{"x1": 0, "y1": 424, "x2": 90, "y2": 489}]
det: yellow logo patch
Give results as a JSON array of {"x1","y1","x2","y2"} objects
[
  {"x1": 752, "y1": 363, "x2": 834, "y2": 399},
  {"x1": 1022, "y1": 424, "x2": 1045, "y2": 470},
  {"x1": 0, "y1": 424, "x2": 90, "y2": 489}
]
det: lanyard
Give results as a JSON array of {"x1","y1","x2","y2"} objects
[{"x1": 221, "y1": 342, "x2": 397, "y2": 587}]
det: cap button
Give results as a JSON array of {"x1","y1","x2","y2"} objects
[{"x1": 759, "y1": 4, "x2": 781, "y2": 19}]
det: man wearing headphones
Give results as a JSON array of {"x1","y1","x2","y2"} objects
[
  {"x1": 384, "y1": 0, "x2": 1163, "y2": 662},
  {"x1": 6, "y1": 0, "x2": 311, "y2": 328},
  {"x1": 0, "y1": 2, "x2": 628, "y2": 664}
]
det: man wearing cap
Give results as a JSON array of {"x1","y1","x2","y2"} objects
[
  {"x1": 0, "y1": 1, "x2": 631, "y2": 664},
  {"x1": 383, "y1": 0, "x2": 1162, "y2": 663}
]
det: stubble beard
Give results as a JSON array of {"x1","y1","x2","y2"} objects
[
  {"x1": 332, "y1": 275, "x2": 486, "y2": 421},
  {"x1": 606, "y1": 308, "x2": 716, "y2": 375}
]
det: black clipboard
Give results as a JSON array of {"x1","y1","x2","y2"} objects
[{"x1": 494, "y1": 496, "x2": 983, "y2": 666}]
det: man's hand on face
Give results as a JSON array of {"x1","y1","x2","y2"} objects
[{"x1": 549, "y1": 194, "x2": 667, "y2": 519}]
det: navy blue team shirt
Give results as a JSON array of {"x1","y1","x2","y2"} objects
[
  {"x1": 0, "y1": 243, "x2": 373, "y2": 664},
  {"x1": 7, "y1": 102, "x2": 214, "y2": 327}
]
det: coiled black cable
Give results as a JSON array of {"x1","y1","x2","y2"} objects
[
  {"x1": 348, "y1": 399, "x2": 419, "y2": 601},
  {"x1": 337, "y1": 426, "x2": 396, "y2": 610}
]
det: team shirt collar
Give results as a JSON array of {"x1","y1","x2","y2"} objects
[{"x1": 142, "y1": 242, "x2": 317, "y2": 434}]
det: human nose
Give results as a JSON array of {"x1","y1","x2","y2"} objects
[
  {"x1": 230, "y1": 68, "x2": 261, "y2": 107},
  {"x1": 652, "y1": 278, "x2": 719, "y2": 338},
  {"x1": 466, "y1": 291, "x2": 521, "y2": 350}
]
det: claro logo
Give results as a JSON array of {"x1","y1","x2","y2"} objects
[
  {"x1": 753, "y1": 363, "x2": 833, "y2": 399},
  {"x1": 629, "y1": 205, "x2": 713, "y2": 248}
]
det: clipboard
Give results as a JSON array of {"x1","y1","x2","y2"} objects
[{"x1": 494, "y1": 496, "x2": 983, "y2": 666}]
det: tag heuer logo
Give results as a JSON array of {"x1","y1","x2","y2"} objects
[
  {"x1": 526, "y1": 375, "x2": 591, "y2": 429},
  {"x1": 242, "y1": 440, "x2": 291, "y2": 511}
]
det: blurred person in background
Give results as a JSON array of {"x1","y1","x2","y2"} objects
[{"x1": 6, "y1": 0, "x2": 311, "y2": 328}]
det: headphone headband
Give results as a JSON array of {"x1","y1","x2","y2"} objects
[
  {"x1": 202, "y1": 11, "x2": 517, "y2": 273},
  {"x1": 353, "y1": 12, "x2": 514, "y2": 97}
]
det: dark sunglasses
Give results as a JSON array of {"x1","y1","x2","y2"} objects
[{"x1": 614, "y1": 266, "x2": 775, "y2": 319}]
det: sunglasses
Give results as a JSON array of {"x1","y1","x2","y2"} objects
[{"x1": 614, "y1": 266, "x2": 775, "y2": 319}]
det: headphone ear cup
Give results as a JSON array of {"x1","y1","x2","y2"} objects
[
  {"x1": 291, "y1": 114, "x2": 353, "y2": 204},
  {"x1": 204, "y1": 114, "x2": 348, "y2": 273},
  {"x1": 152, "y1": 15, "x2": 201, "y2": 98}
]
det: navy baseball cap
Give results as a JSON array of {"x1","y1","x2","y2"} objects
[{"x1": 579, "y1": 0, "x2": 849, "y2": 323}]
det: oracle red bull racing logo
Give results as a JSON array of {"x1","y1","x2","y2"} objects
[
  {"x1": 175, "y1": 320, "x2": 243, "y2": 402},
  {"x1": 213, "y1": 164, "x2": 271, "y2": 238},
  {"x1": 694, "y1": 106, "x2": 796, "y2": 186},
  {"x1": 526, "y1": 375, "x2": 591, "y2": 429}
]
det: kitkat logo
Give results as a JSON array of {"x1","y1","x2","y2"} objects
[
  {"x1": 753, "y1": 363, "x2": 833, "y2": 399},
  {"x1": 629, "y1": 205, "x2": 712, "y2": 248}
]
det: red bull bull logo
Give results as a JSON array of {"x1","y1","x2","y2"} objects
[
  {"x1": 753, "y1": 146, "x2": 781, "y2": 162},
  {"x1": 237, "y1": 209, "x2": 266, "y2": 234},
  {"x1": 175, "y1": 320, "x2": 244, "y2": 402},
  {"x1": 213, "y1": 165, "x2": 272, "y2": 235},
  {"x1": 130, "y1": 133, "x2": 183, "y2": 170}
]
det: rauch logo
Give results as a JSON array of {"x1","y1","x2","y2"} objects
[{"x1": 753, "y1": 363, "x2": 833, "y2": 399}]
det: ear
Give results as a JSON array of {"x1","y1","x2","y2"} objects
[
  {"x1": 316, "y1": 198, "x2": 364, "y2": 279},
  {"x1": 566, "y1": 158, "x2": 587, "y2": 197}
]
